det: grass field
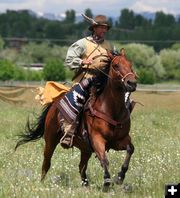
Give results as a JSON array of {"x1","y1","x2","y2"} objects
[{"x1": 0, "y1": 87, "x2": 180, "y2": 198}]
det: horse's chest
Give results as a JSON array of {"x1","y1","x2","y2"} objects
[{"x1": 111, "y1": 122, "x2": 130, "y2": 139}]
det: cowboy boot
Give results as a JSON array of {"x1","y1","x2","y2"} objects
[{"x1": 60, "y1": 120, "x2": 77, "y2": 149}]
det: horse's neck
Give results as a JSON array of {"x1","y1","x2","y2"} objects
[{"x1": 98, "y1": 81, "x2": 126, "y2": 116}]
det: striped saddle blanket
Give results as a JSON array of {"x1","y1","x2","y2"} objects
[{"x1": 57, "y1": 79, "x2": 91, "y2": 123}]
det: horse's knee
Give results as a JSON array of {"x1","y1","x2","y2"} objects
[{"x1": 127, "y1": 144, "x2": 134, "y2": 155}]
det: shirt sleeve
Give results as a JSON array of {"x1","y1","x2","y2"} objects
[{"x1": 65, "y1": 38, "x2": 86, "y2": 70}]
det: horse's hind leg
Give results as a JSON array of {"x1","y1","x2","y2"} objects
[
  {"x1": 79, "y1": 151, "x2": 92, "y2": 186},
  {"x1": 41, "y1": 128, "x2": 60, "y2": 181},
  {"x1": 116, "y1": 141, "x2": 134, "y2": 185}
]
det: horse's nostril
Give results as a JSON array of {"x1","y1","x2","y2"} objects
[{"x1": 127, "y1": 80, "x2": 137, "y2": 87}]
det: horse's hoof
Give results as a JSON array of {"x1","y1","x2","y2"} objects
[
  {"x1": 114, "y1": 176, "x2": 123, "y2": 185},
  {"x1": 102, "y1": 185, "x2": 110, "y2": 192},
  {"x1": 81, "y1": 179, "x2": 89, "y2": 187},
  {"x1": 102, "y1": 178, "x2": 111, "y2": 192}
]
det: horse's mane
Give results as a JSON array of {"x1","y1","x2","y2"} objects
[{"x1": 91, "y1": 62, "x2": 110, "y2": 95}]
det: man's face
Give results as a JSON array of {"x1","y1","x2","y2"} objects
[{"x1": 93, "y1": 25, "x2": 108, "y2": 39}]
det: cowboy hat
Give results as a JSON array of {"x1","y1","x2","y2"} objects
[{"x1": 82, "y1": 14, "x2": 111, "y2": 31}]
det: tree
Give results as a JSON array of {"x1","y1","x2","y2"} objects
[
  {"x1": 64, "y1": 9, "x2": 76, "y2": 23},
  {"x1": 154, "y1": 11, "x2": 175, "y2": 27},
  {"x1": 118, "y1": 8, "x2": 135, "y2": 29},
  {"x1": 134, "y1": 14, "x2": 152, "y2": 27},
  {"x1": 84, "y1": 8, "x2": 93, "y2": 18}
]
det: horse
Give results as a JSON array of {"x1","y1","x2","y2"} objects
[{"x1": 15, "y1": 48, "x2": 137, "y2": 191}]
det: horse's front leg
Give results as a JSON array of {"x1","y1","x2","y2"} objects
[
  {"x1": 116, "y1": 142, "x2": 134, "y2": 185},
  {"x1": 79, "y1": 151, "x2": 92, "y2": 186},
  {"x1": 91, "y1": 135, "x2": 111, "y2": 191}
]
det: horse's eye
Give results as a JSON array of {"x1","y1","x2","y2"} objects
[{"x1": 113, "y1": 64, "x2": 119, "y2": 70}]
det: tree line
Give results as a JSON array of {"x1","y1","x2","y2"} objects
[{"x1": 1, "y1": 8, "x2": 180, "y2": 51}]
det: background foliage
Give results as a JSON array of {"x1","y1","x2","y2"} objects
[
  {"x1": 1, "y1": 9, "x2": 180, "y2": 50},
  {"x1": 0, "y1": 39, "x2": 180, "y2": 83},
  {"x1": 0, "y1": 9, "x2": 180, "y2": 84}
]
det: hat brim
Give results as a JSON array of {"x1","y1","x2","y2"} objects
[{"x1": 88, "y1": 24, "x2": 111, "y2": 31}]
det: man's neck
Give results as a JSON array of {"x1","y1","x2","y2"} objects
[{"x1": 92, "y1": 35, "x2": 104, "y2": 43}]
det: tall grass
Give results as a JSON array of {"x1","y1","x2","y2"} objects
[{"x1": 0, "y1": 91, "x2": 179, "y2": 198}]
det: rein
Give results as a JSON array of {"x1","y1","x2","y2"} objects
[{"x1": 92, "y1": 54, "x2": 136, "y2": 82}]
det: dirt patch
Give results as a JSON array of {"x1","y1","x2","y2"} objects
[{"x1": 132, "y1": 91, "x2": 180, "y2": 111}]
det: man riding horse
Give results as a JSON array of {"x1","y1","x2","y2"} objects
[{"x1": 59, "y1": 14, "x2": 135, "y2": 149}]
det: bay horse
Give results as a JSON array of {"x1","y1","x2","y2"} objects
[{"x1": 15, "y1": 48, "x2": 137, "y2": 191}]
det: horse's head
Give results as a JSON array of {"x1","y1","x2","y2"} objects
[{"x1": 108, "y1": 48, "x2": 137, "y2": 92}]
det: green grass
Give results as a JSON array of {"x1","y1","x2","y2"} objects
[{"x1": 0, "y1": 91, "x2": 180, "y2": 198}]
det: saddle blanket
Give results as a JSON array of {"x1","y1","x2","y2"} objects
[{"x1": 57, "y1": 79, "x2": 90, "y2": 123}]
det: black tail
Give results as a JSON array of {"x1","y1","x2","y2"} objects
[{"x1": 15, "y1": 103, "x2": 52, "y2": 150}]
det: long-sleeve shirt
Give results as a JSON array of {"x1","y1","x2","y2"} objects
[{"x1": 65, "y1": 36, "x2": 112, "y2": 82}]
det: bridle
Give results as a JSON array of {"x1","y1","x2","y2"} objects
[{"x1": 93, "y1": 54, "x2": 136, "y2": 82}]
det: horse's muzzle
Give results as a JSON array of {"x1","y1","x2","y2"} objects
[{"x1": 125, "y1": 80, "x2": 137, "y2": 92}]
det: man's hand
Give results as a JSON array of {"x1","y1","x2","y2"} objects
[{"x1": 82, "y1": 59, "x2": 93, "y2": 68}]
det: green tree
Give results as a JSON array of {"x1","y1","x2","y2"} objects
[
  {"x1": 118, "y1": 8, "x2": 135, "y2": 29},
  {"x1": 154, "y1": 11, "x2": 175, "y2": 27},
  {"x1": 134, "y1": 14, "x2": 152, "y2": 27},
  {"x1": 64, "y1": 9, "x2": 76, "y2": 23},
  {"x1": 44, "y1": 21, "x2": 63, "y2": 39},
  {"x1": 84, "y1": 8, "x2": 93, "y2": 18}
]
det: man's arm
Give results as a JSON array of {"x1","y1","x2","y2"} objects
[{"x1": 65, "y1": 39, "x2": 86, "y2": 70}]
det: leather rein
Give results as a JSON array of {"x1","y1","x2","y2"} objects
[{"x1": 92, "y1": 54, "x2": 136, "y2": 82}]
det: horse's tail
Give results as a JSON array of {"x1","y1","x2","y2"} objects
[{"x1": 15, "y1": 103, "x2": 52, "y2": 150}]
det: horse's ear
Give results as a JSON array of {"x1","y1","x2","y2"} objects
[
  {"x1": 120, "y1": 48, "x2": 126, "y2": 56},
  {"x1": 107, "y1": 50, "x2": 114, "y2": 60}
]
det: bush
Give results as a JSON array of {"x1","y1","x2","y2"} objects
[
  {"x1": 160, "y1": 49, "x2": 180, "y2": 80},
  {"x1": 65, "y1": 68, "x2": 74, "y2": 81},
  {"x1": 138, "y1": 68, "x2": 156, "y2": 84},
  {"x1": 171, "y1": 43, "x2": 180, "y2": 50},
  {"x1": 113, "y1": 43, "x2": 166, "y2": 83},
  {"x1": 0, "y1": 59, "x2": 43, "y2": 81},
  {"x1": 13, "y1": 66, "x2": 26, "y2": 80},
  {"x1": 18, "y1": 42, "x2": 68, "y2": 64},
  {"x1": 25, "y1": 69, "x2": 43, "y2": 81},
  {"x1": 0, "y1": 60, "x2": 15, "y2": 80},
  {"x1": 0, "y1": 37, "x2": 4, "y2": 50},
  {"x1": 43, "y1": 59, "x2": 66, "y2": 81}
]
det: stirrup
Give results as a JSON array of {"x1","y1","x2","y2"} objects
[{"x1": 60, "y1": 134, "x2": 74, "y2": 149}]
